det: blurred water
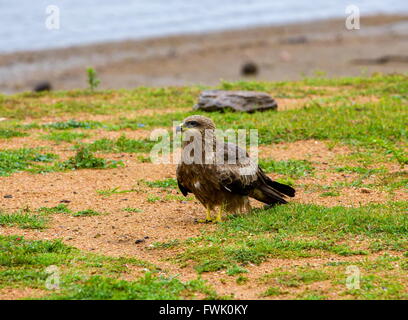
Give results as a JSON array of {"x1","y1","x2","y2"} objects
[{"x1": 0, "y1": 0, "x2": 407, "y2": 53}]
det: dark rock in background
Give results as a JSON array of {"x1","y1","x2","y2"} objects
[
  {"x1": 194, "y1": 90, "x2": 278, "y2": 113},
  {"x1": 33, "y1": 81, "x2": 52, "y2": 92},
  {"x1": 241, "y1": 61, "x2": 259, "y2": 76},
  {"x1": 351, "y1": 55, "x2": 408, "y2": 65},
  {"x1": 280, "y1": 35, "x2": 308, "y2": 44}
]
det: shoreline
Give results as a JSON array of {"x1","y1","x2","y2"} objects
[{"x1": 1, "y1": 14, "x2": 408, "y2": 93}]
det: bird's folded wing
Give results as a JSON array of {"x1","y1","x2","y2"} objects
[{"x1": 216, "y1": 142, "x2": 259, "y2": 195}]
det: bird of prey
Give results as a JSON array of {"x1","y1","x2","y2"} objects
[{"x1": 176, "y1": 115, "x2": 295, "y2": 222}]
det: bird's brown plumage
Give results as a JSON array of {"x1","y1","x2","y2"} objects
[{"x1": 176, "y1": 115, "x2": 295, "y2": 220}]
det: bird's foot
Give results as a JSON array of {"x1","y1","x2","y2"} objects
[
  {"x1": 195, "y1": 218, "x2": 214, "y2": 224},
  {"x1": 194, "y1": 208, "x2": 214, "y2": 223}
]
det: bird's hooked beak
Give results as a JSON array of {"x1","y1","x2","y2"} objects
[{"x1": 175, "y1": 123, "x2": 184, "y2": 133}]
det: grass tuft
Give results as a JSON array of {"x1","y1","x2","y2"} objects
[
  {"x1": 58, "y1": 146, "x2": 123, "y2": 170},
  {"x1": 83, "y1": 135, "x2": 155, "y2": 154},
  {"x1": 41, "y1": 131, "x2": 89, "y2": 143},
  {"x1": 0, "y1": 129, "x2": 27, "y2": 139},
  {"x1": 0, "y1": 148, "x2": 58, "y2": 176},
  {"x1": 0, "y1": 211, "x2": 48, "y2": 229}
]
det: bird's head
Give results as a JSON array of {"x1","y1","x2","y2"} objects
[{"x1": 176, "y1": 115, "x2": 215, "y2": 135}]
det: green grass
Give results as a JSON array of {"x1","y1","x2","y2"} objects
[
  {"x1": 236, "y1": 275, "x2": 249, "y2": 285},
  {"x1": 2, "y1": 74, "x2": 407, "y2": 165},
  {"x1": 87, "y1": 67, "x2": 101, "y2": 92},
  {"x1": 130, "y1": 98, "x2": 406, "y2": 150},
  {"x1": 0, "y1": 129, "x2": 27, "y2": 139},
  {"x1": 259, "y1": 159, "x2": 314, "y2": 178},
  {"x1": 147, "y1": 195, "x2": 161, "y2": 203},
  {"x1": 27, "y1": 147, "x2": 124, "y2": 174},
  {"x1": 297, "y1": 291, "x2": 327, "y2": 300},
  {"x1": 83, "y1": 135, "x2": 156, "y2": 154},
  {"x1": 97, "y1": 187, "x2": 137, "y2": 197},
  {"x1": 57, "y1": 146, "x2": 123, "y2": 170},
  {"x1": 0, "y1": 148, "x2": 58, "y2": 176},
  {"x1": 0, "y1": 235, "x2": 217, "y2": 300},
  {"x1": 328, "y1": 165, "x2": 407, "y2": 191},
  {"x1": 41, "y1": 131, "x2": 89, "y2": 143},
  {"x1": 169, "y1": 202, "x2": 407, "y2": 274},
  {"x1": 105, "y1": 74, "x2": 406, "y2": 165},
  {"x1": 379, "y1": 174, "x2": 408, "y2": 192},
  {"x1": 1, "y1": 87, "x2": 200, "y2": 120},
  {"x1": 0, "y1": 146, "x2": 123, "y2": 176},
  {"x1": 71, "y1": 209, "x2": 103, "y2": 217},
  {"x1": 258, "y1": 259, "x2": 408, "y2": 299},
  {"x1": 260, "y1": 287, "x2": 286, "y2": 297},
  {"x1": 0, "y1": 211, "x2": 48, "y2": 229},
  {"x1": 46, "y1": 274, "x2": 216, "y2": 300},
  {"x1": 5, "y1": 74, "x2": 405, "y2": 148},
  {"x1": 37, "y1": 204, "x2": 72, "y2": 215},
  {"x1": 164, "y1": 194, "x2": 194, "y2": 201},
  {"x1": 344, "y1": 275, "x2": 407, "y2": 300},
  {"x1": 320, "y1": 191, "x2": 341, "y2": 197},
  {"x1": 0, "y1": 204, "x2": 77, "y2": 230},
  {"x1": 36, "y1": 204, "x2": 104, "y2": 218},
  {"x1": 334, "y1": 166, "x2": 387, "y2": 175},
  {"x1": 0, "y1": 204, "x2": 105, "y2": 230},
  {"x1": 150, "y1": 240, "x2": 181, "y2": 250},
  {"x1": 226, "y1": 265, "x2": 248, "y2": 276},
  {"x1": 42, "y1": 120, "x2": 103, "y2": 130},
  {"x1": 221, "y1": 202, "x2": 407, "y2": 239},
  {"x1": 144, "y1": 178, "x2": 178, "y2": 189},
  {"x1": 261, "y1": 268, "x2": 329, "y2": 288},
  {"x1": 122, "y1": 207, "x2": 143, "y2": 213}
]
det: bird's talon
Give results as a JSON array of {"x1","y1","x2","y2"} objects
[{"x1": 195, "y1": 218, "x2": 213, "y2": 224}]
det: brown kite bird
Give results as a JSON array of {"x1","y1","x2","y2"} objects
[{"x1": 176, "y1": 115, "x2": 295, "y2": 222}]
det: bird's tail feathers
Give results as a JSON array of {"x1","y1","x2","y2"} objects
[
  {"x1": 251, "y1": 185, "x2": 288, "y2": 205},
  {"x1": 266, "y1": 180, "x2": 295, "y2": 197}
]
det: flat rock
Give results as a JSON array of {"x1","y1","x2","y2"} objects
[{"x1": 194, "y1": 90, "x2": 277, "y2": 113}]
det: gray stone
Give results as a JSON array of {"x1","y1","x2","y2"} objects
[{"x1": 193, "y1": 90, "x2": 277, "y2": 113}]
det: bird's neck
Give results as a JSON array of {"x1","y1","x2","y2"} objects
[{"x1": 181, "y1": 129, "x2": 216, "y2": 164}]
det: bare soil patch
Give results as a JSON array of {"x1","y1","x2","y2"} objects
[{"x1": 0, "y1": 287, "x2": 48, "y2": 300}]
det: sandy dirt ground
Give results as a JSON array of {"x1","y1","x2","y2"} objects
[
  {"x1": 1, "y1": 15, "x2": 408, "y2": 93},
  {"x1": 0, "y1": 133, "x2": 406, "y2": 299}
]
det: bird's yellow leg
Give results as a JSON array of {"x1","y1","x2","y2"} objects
[
  {"x1": 206, "y1": 208, "x2": 213, "y2": 222},
  {"x1": 196, "y1": 208, "x2": 213, "y2": 223},
  {"x1": 215, "y1": 207, "x2": 223, "y2": 223}
]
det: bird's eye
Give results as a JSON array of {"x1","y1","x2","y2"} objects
[{"x1": 187, "y1": 121, "x2": 199, "y2": 127}]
